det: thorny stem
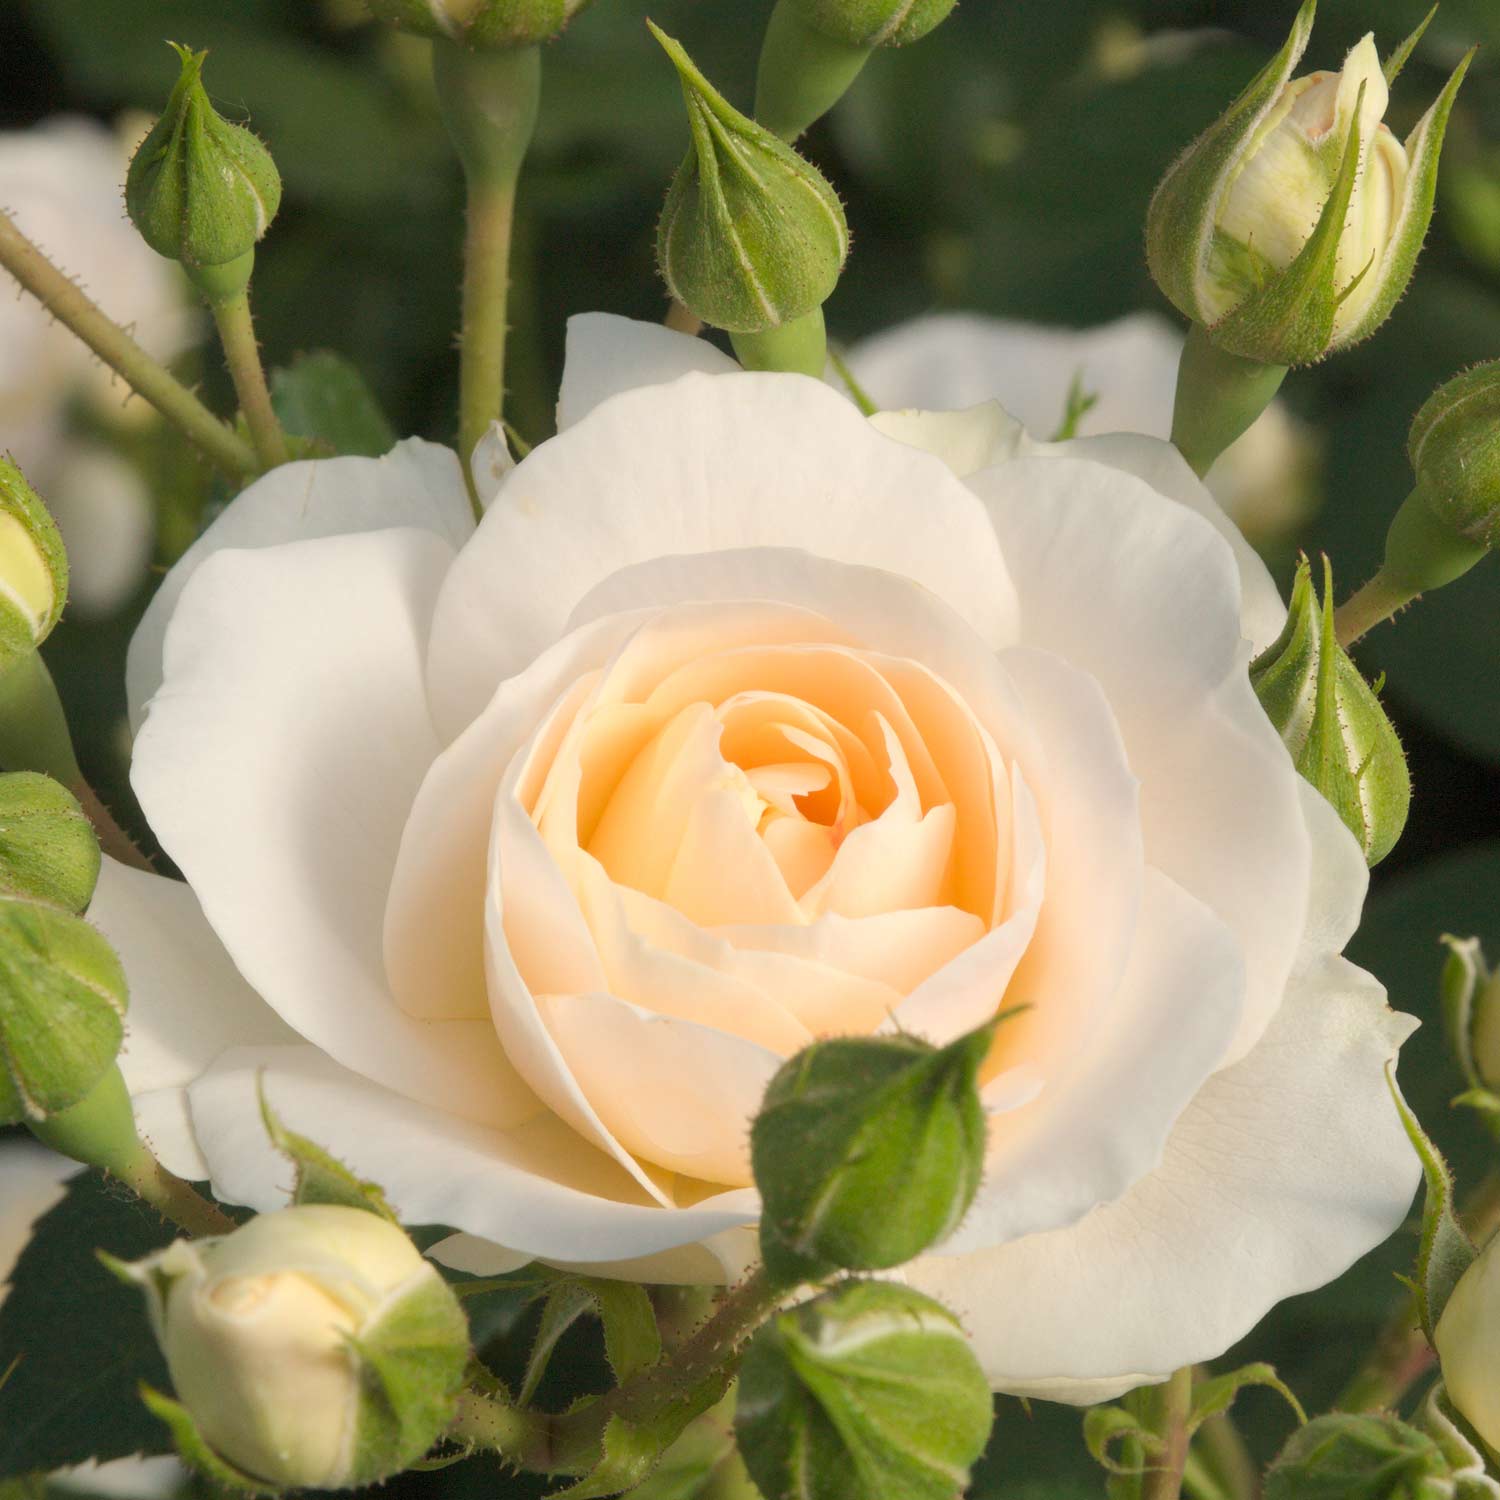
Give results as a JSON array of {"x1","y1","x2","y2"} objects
[{"x1": 0, "y1": 208, "x2": 256, "y2": 478}]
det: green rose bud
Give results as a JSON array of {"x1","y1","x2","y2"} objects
[
  {"x1": 1435, "y1": 1231, "x2": 1500, "y2": 1462},
  {"x1": 126, "y1": 44, "x2": 282, "y2": 273},
  {"x1": 119, "y1": 1205, "x2": 470, "y2": 1492},
  {"x1": 0, "y1": 895, "x2": 127, "y2": 1126},
  {"x1": 786, "y1": 0, "x2": 956, "y2": 47},
  {"x1": 751, "y1": 1021, "x2": 996, "y2": 1286},
  {"x1": 1409, "y1": 359, "x2": 1500, "y2": 550},
  {"x1": 0, "y1": 772, "x2": 100, "y2": 914},
  {"x1": 1264, "y1": 1412, "x2": 1453, "y2": 1500},
  {"x1": 735, "y1": 1281, "x2": 993, "y2": 1500},
  {"x1": 0, "y1": 457, "x2": 67, "y2": 677},
  {"x1": 1147, "y1": 5, "x2": 1471, "y2": 365},
  {"x1": 654, "y1": 23, "x2": 849, "y2": 335},
  {"x1": 365, "y1": 0, "x2": 593, "y2": 47},
  {"x1": 1250, "y1": 555, "x2": 1409, "y2": 865}
]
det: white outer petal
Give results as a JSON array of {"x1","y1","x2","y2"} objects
[
  {"x1": 426, "y1": 373, "x2": 1020, "y2": 738},
  {"x1": 127, "y1": 439, "x2": 472, "y2": 729}
]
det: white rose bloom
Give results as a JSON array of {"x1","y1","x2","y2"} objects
[
  {"x1": 100, "y1": 314, "x2": 1418, "y2": 1401},
  {"x1": 844, "y1": 311, "x2": 1319, "y2": 548},
  {"x1": 0, "y1": 118, "x2": 196, "y2": 615}
]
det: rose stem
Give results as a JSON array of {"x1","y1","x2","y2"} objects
[
  {"x1": 433, "y1": 41, "x2": 542, "y2": 520},
  {"x1": 1142, "y1": 1366, "x2": 1194, "y2": 1500},
  {"x1": 190, "y1": 256, "x2": 290, "y2": 471},
  {"x1": 447, "y1": 1389, "x2": 552, "y2": 1470},
  {"x1": 32, "y1": 1066, "x2": 236, "y2": 1238},
  {"x1": 0, "y1": 652, "x2": 155, "y2": 872},
  {"x1": 1170, "y1": 322, "x2": 1288, "y2": 479},
  {"x1": 1337, "y1": 1166, "x2": 1500, "y2": 1413},
  {"x1": 0, "y1": 208, "x2": 256, "y2": 479}
]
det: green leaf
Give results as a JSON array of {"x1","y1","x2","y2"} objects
[
  {"x1": 618, "y1": 1393, "x2": 736, "y2": 1500},
  {"x1": 1082, "y1": 1405, "x2": 1159, "y2": 1477},
  {"x1": 1387, "y1": 1068, "x2": 1475, "y2": 1340},
  {"x1": 257, "y1": 1081, "x2": 399, "y2": 1221},
  {"x1": 270, "y1": 352, "x2": 397, "y2": 459},
  {"x1": 138, "y1": 1386, "x2": 277, "y2": 1497},
  {"x1": 0, "y1": 1171, "x2": 174, "y2": 1475},
  {"x1": 552, "y1": 1416, "x2": 674, "y2": 1500}
]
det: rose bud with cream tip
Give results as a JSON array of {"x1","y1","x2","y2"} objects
[
  {"x1": 113, "y1": 1205, "x2": 470, "y2": 1492},
  {"x1": 735, "y1": 1280, "x2": 993, "y2": 1500},
  {"x1": 1434, "y1": 1231, "x2": 1500, "y2": 1467},
  {"x1": 364, "y1": 0, "x2": 594, "y2": 47},
  {"x1": 0, "y1": 456, "x2": 66, "y2": 678}
]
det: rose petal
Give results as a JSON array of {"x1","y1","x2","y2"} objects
[
  {"x1": 557, "y1": 312, "x2": 738, "y2": 431},
  {"x1": 427, "y1": 374, "x2": 1019, "y2": 737},
  {"x1": 974, "y1": 455, "x2": 1308, "y2": 1065},
  {"x1": 188, "y1": 1045, "x2": 761, "y2": 1276},
  {"x1": 128, "y1": 440, "x2": 471, "y2": 729},
  {"x1": 130, "y1": 529, "x2": 532, "y2": 1128}
]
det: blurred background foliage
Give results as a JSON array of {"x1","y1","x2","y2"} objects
[{"x1": 2, "y1": 0, "x2": 1499, "y2": 1494}]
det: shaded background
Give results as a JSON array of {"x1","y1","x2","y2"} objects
[{"x1": 3, "y1": 0, "x2": 1500, "y2": 1493}]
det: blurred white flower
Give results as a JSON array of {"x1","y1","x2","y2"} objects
[
  {"x1": 844, "y1": 311, "x2": 1319, "y2": 550},
  {"x1": 0, "y1": 117, "x2": 197, "y2": 615}
]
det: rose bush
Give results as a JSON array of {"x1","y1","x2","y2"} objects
[{"x1": 98, "y1": 313, "x2": 1419, "y2": 1400}]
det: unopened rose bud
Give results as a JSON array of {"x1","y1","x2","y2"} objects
[
  {"x1": 119, "y1": 1206, "x2": 470, "y2": 1491},
  {"x1": 1250, "y1": 556, "x2": 1409, "y2": 865},
  {"x1": 365, "y1": 0, "x2": 593, "y2": 47},
  {"x1": 0, "y1": 457, "x2": 67, "y2": 676},
  {"x1": 735, "y1": 1281, "x2": 993, "y2": 1500},
  {"x1": 786, "y1": 0, "x2": 956, "y2": 47},
  {"x1": 1409, "y1": 359, "x2": 1500, "y2": 550},
  {"x1": 1264, "y1": 1412, "x2": 1452, "y2": 1500},
  {"x1": 1148, "y1": 6, "x2": 1471, "y2": 365},
  {"x1": 1434, "y1": 1232, "x2": 1500, "y2": 1459},
  {"x1": 0, "y1": 895, "x2": 126, "y2": 1126},
  {"x1": 0, "y1": 772, "x2": 100, "y2": 914},
  {"x1": 126, "y1": 44, "x2": 282, "y2": 274},
  {"x1": 751, "y1": 1021, "x2": 995, "y2": 1286},
  {"x1": 654, "y1": 23, "x2": 849, "y2": 336}
]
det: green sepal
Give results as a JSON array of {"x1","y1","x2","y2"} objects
[
  {"x1": 787, "y1": 0, "x2": 957, "y2": 48},
  {"x1": 125, "y1": 44, "x2": 282, "y2": 271},
  {"x1": 1264, "y1": 1411, "x2": 1453, "y2": 1500},
  {"x1": 1387, "y1": 1067, "x2": 1475, "y2": 1341},
  {"x1": 0, "y1": 773, "x2": 99, "y2": 914},
  {"x1": 257, "y1": 1078, "x2": 400, "y2": 1221},
  {"x1": 1187, "y1": 1363, "x2": 1305, "y2": 1431},
  {"x1": 1250, "y1": 556, "x2": 1410, "y2": 865},
  {"x1": 138, "y1": 1385, "x2": 280, "y2": 1497},
  {"x1": 1084, "y1": 1404, "x2": 1161, "y2": 1476},
  {"x1": 1452, "y1": 1088, "x2": 1500, "y2": 1120},
  {"x1": 0, "y1": 458, "x2": 67, "y2": 677},
  {"x1": 1383, "y1": 6, "x2": 1437, "y2": 86},
  {"x1": 1207, "y1": 78, "x2": 1367, "y2": 365},
  {"x1": 653, "y1": 23, "x2": 849, "y2": 335},
  {"x1": 734, "y1": 1281, "x2": 993, "y2": 1500},
  {"x1": 1440, "y1": 935, "x2": 1493, "y2": 1091},
  {"x1": 0, "y1": 897, "x2": 126, "y2": 1126},
  {"x1": 617, "y1": 1393, "x2": 737, "y2": 1500},
  {"x1": 1146, "y1": 0, "x2": 1317, "y2": 324},
  {"x1": 1338, "y1": 49, "x2": 1475, "y2": 348},
  {"x1": 365, "y1": 0, "x2": 593, "y2": 48},
  {"x1": 521, "y1": 1276, "x2": 661, "y2": 1405},
  {"x1": 1414, "y1": 1384, "x2": 1500, "y2": 1498},
  {"x1": 346, "y1": 1274, "x2": 472, "y2": 1484},
  {"x1": 753, "y1": 1016, "x2": 1007, "y2": 1286},
  {"x1": 552, "y1": 1416, "x2": 669, "y2": 1500}
]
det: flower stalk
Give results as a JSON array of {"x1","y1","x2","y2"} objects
[
  {"x1": 0, "y1": 209, "x2": 257, "y2": 479},
  {"x1": 189, "y1": 256, "x2": 289, "y2": 471},
  {"x1": 1141, "y1": 1367, "x2": 1195, "y2": 1500},
  {"x1": 433, "y1": 39, "x2": 542, "y2": 514},
  {"x1": 1170, "y1": 321, "x2": 1288, "y2": 479}
]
